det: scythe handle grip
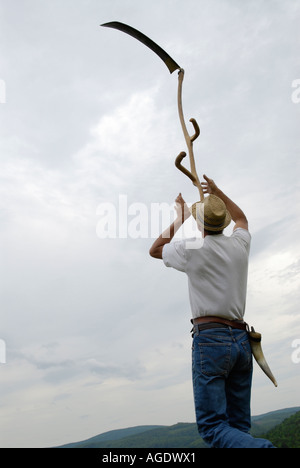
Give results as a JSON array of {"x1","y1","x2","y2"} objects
[
  {"x1": 190, "y1": 118, "x2": 200, "y2": 142},
  {"x1": 175, "y1": 152, "x2": 197, "y2": 184},
  {"x1": 177, "y1": 70, "x2": 204, "y2": 201}
]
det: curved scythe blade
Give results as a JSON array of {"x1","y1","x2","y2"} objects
[
  {"x1": 101, "y1": 21, "x2": 181, "y2": 74},
  {"x1": 249, "y1": 328, "x2": 278, "y2": 387}
]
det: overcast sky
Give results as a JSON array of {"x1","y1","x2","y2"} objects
[{"x1": 0, "y1": 0, "x2": 299, "y2": 448}]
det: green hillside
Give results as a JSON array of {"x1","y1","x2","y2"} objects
[
  {"x1": 95, "y1": 423, "x2": 206, "y2": 449},
  {"x1": 251, "y1": 407, "x2": 300, "y2": 436},
  {"x1": 58, "y1": 407, "x2": 300, "y2": 448},
  {"x1": 263, "y1": 411, "x2": 300, "y2": 448}
]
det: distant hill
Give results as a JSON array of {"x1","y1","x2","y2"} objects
[
  {"x1": 59, "y1": 426, "x2": 164, "y2": 449},
  {"x1": 57, "y1": 407, "x2": 300, "y2": 448},
  {"x1": 94, "y1": 423, "x2": 206, "y2": 449}
]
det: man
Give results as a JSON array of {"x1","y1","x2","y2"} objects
[{"x1": 149, "y1": 175, "x2": 274, "y2": 448}]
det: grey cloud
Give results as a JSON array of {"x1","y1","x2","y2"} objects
[
  {"x1": 249, "y1": 219, "x2": 288, "y2": 257},
  {"x1": 14, "y1": 346, "x2": 146, "y2": 385},
  {"x1": 89, "y1": 361, "x2": 146, "y2": 381}
]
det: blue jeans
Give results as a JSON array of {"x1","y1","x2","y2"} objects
[{"x1": 192, "y1": 327, "x2": 275, "y2": 448}]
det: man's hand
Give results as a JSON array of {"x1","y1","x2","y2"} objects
[
  {"x1": 175, "y1": 193, "x2": 191, "y2": 223},
  {"x1": 201, "y1": 174, "x2": 219, "y2": 195},
  {"x1": 201, "y1": 174, "x2": 248, "y2": 231}
]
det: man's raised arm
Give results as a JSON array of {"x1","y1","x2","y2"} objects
[{"x1": 149, "y1": 193, "x2": 191, "y2": 259}]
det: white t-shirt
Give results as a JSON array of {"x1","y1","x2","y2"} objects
[{"x1": 162, "y1": 228, "x2": 251, "y2": 320}]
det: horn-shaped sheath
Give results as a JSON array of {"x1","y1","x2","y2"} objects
[{"x1": 249, "y1": 327, "x2": 278, "y2": 387}]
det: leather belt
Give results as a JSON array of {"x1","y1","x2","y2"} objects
[{"x1": 192, "y1": 316, "x2": 248, "y2": 331}]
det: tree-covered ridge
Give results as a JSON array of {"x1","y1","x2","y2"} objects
[
  {"x1": 58, "y1": 407, "x2": 300, "y2": 448},
  {"x1": 264, "y1": 411, "x2": 300, "y2": 448}
]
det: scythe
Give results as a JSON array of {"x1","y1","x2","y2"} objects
[
  {"x1": 101, "y1": 21, "x2": 277, "y2": 387},
  {"x1": 101, "y1": 21, "x2": 204, "y2": 200}
]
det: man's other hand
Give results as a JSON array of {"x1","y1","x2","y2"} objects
[{"x1": 175, "y1": 193, "x2": 191, "y2": 222}]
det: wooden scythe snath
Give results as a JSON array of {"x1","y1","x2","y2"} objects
[
  {"x1": 176, "y1": 69, "x2": 204, "y2": 201},
  {"x1": 101, "y1": 22, "x2": 204, "y2": 201}
]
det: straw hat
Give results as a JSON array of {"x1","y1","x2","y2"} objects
[{"x1": 190, "y1": 195, "x2": 231, "y2": 232}]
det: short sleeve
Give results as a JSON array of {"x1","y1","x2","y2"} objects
[
  {"x1": 162, "y1": 241, "x2": 187, "y2": 272},
  {"x1": 231, "y1": 228, "x2": 251, "y2": 253}
]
